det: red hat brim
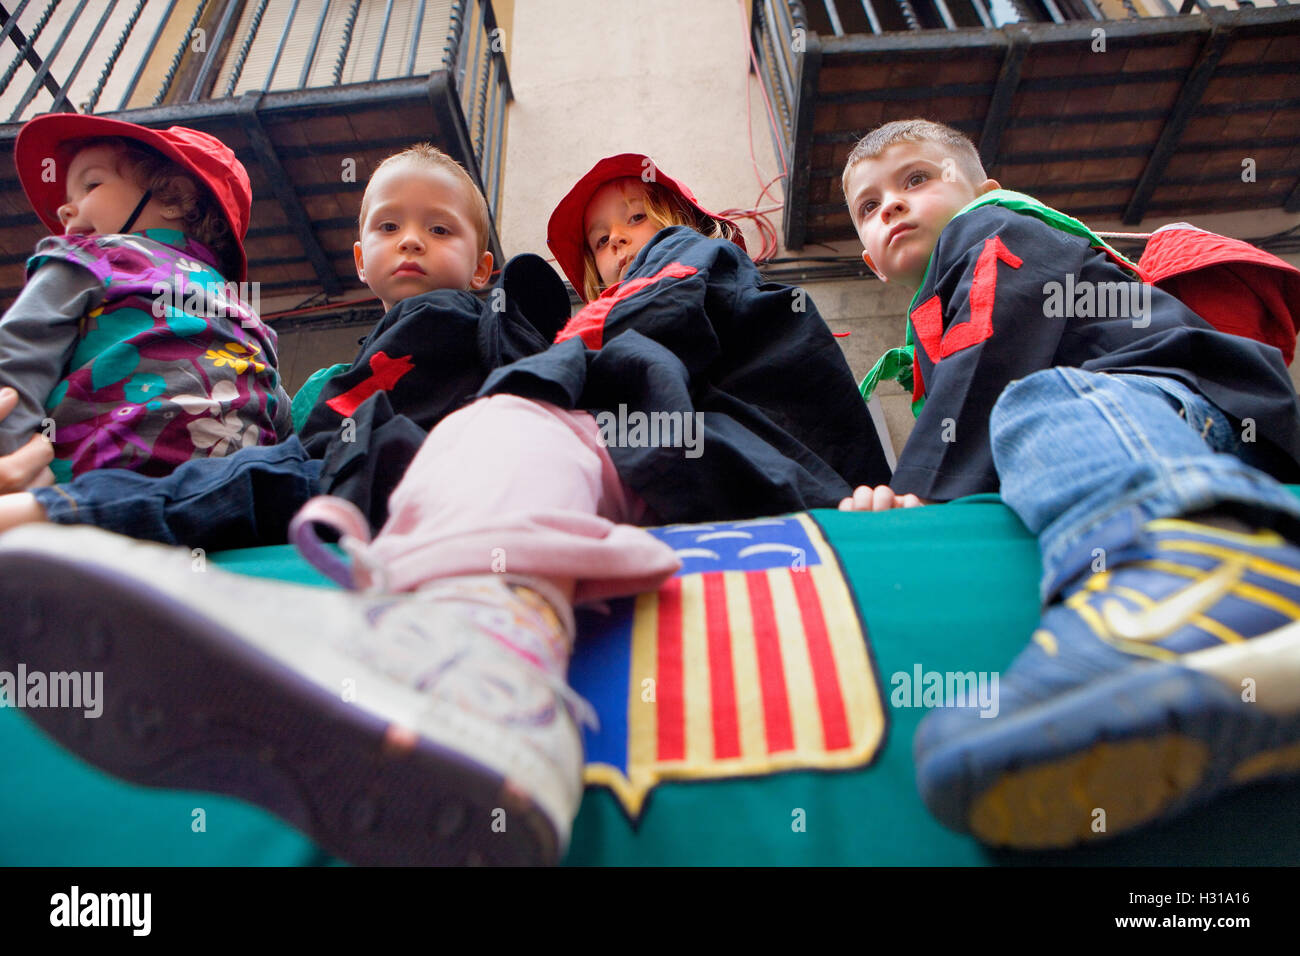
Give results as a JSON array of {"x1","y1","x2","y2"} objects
[
  {"x1": 546, "y1": 153, "x2": 746, "y2": 300},
  {"x1": 15, "y1": 113, "x2": 252, "y2": 280},
  {"x1": 1140, "y1": 224, "x2": 1300, "y2": 365},
  {"x1": 1140, "y1": 223, "x2": 1300, "y2": 287}
]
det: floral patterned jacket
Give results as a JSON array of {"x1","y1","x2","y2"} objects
[{"x1": 3, "y1": 229, "x2": 292, "y2": 481}]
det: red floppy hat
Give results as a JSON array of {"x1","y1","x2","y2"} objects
[
  {"x1": 14, "y1": 113, "x2": 253, "y2": 280},
  {"x1": 547, "y1": 153, "x2": 746, "y2": 300},
  {"x1": 1138, "y1": 222, "x2": 1300, "y2": 366}
]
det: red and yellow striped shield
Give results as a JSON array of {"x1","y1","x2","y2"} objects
[{"x1": 571, "y1": 513, "x2": 885, "y2": 819}]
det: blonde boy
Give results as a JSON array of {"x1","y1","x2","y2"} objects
[{"x1": 840, "y1": 119, "x2": 1300, "y2": 851}]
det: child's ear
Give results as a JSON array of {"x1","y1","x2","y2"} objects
[
  {"x1": 977, "y1": 177, "x2": 1001, "y2": 196},
  {"x1": 351, "y1": 239, "x2": 371, "y2": 287},
  {"x1": 861, "y1": 249, "x2": 886, "y2": 283},
  {"x1": 353, "y1": 240, "x2": 367, "y2": 285},
  {"x1": 469, "y1": 249, "x2": 493, "y2": 290}
]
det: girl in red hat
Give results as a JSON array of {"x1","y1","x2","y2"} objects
[
  {"x1": 546, "y1": 152, "x2": 745, "y2": 305},
  {"x1": 0, "y1": 114, "x2": 290, "y2": 484}
]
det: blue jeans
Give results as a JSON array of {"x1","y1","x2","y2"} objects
[
  {"x1": 990, "y1": 368, "x2": 1300, "y2": 600},
  {"x1": 32, "y1": 436, "x2": 323, "y2": 551}
]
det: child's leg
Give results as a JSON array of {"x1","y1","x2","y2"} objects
[
  {"x1": 991, "y1": 367, "x2": 1300, "y2": 599},
  {"x1": 23, "y1": 436, "x2": 323, "y2": 549},
  {"x1": 914, "y1": 367, "x2": 1300, "y2": 849},
  {"x1": 235, "y1": 394, "x2": 681, "y2": 861},
  {"x1": 338, "y1": 393, "x2": 681, "y2": 604},
  {"x1": 0, "y1": 402, "x2": 679, "y2": 866}
]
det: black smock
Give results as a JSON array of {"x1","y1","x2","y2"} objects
[
  {"x1": 891, "y1": 204, "x2": 1300, "y2": 502},
  {"x1": 478, "y1": 226, "x2": 893, "y2": 524}
]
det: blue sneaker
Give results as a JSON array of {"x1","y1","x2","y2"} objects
[{"x1": 914, "y1": 517, "x2": 1300, "y2": 849}]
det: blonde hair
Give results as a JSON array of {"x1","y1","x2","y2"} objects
[
  {"x1": 360, "y1": 143, "x2": 491, "y2": 255},
  {"x1": 73, "y1": 136, "x2": 240, "y2": 280},
  {"x1": 841, "y1": 119, "x2": 987, "y2": 201},
  {"x1": 580, "y1": 178, "x2": 739, "y2": 300}
]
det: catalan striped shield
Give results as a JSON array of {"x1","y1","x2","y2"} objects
[{"x1": 570, "y1": 513, "x2": 886, "y2": 819}]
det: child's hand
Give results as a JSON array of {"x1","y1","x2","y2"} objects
[
  {"x1": 0, "y1": 492, "x2": 46, "y2": 533},
  {"x1": 0, "y1": 388, "x2": 54, "y2": 493},
  {"x1": 837, "y1": 485, "x2": 927, "y2": 512}
]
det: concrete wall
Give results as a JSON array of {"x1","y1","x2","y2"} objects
[
  {"x1": 496, "y1": 0, "x2": 782, "y2": 262},
  {"x1": 274, "y1": 323, "x2": 376, "y2": 394}
]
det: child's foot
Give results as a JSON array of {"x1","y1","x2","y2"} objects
[
  {"x1": 913, "y1": 517, "x2": 1300, "y2": 849},
  {"x1": 0, "y1": 525, "x2": 586, "y2": 865}
]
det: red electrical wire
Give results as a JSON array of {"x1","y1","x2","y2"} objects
[
  {"x1": 261, "y1": 294, "x2": 380, "y2": 321},
  {"x1": 727, "y1": 0, "x2": 788, "y2": 264}
]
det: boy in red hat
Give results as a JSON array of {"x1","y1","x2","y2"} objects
[{"x1": 0, "y1": 114, "x2": 290, "y2": 482}]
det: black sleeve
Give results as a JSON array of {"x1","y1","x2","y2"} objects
[{"x1": 715, "y1": 257, "x2": 892, "y2": 492}]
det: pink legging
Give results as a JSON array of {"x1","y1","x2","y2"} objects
[{"x1": 358, "y1": 394, "x2": 681, "y2": 604}]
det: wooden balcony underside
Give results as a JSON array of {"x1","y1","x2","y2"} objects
[
  {"x1": 0, "y1": 73, "x2": 493, "y2": 305},
  {"x1": 788, "y1": 7, "x2": 1300, "y2": 247}
]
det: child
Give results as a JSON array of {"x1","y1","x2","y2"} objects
[
  {"x1": 491, "y1": 152, "x2": 890, "y2": 524},
  {"x1": 840, "y1": 119, "x2": 1300, "y2": 848},
  {"x1": 0, "y1": 154, "x2": 892, "y2": 865},
  {"x1": 0, "y1": 143, "x2": 566, "y2": 546},
  {"x1": 0, "y1": 114, "x2": 291, "y2": 481}
]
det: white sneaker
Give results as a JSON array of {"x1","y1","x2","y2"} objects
[{"x1": 0, "y1": 524, "x2": 586, "y2": 865}]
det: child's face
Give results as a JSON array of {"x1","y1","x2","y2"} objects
[
  {"x1": 584, "y1": 178, "x2": 662, "y2": 288},
  {"x1": 845, "y1": 140, "x2": 998, "y2": 292},
  {"x1": 354, "y1": 161, "x2": 493, "y2": 312},
  {"x1": 57, "y1": 144, "x2": 176, "y2": 237}
]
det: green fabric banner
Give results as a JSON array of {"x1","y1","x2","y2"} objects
[{"x1": 4, "y1": 498, "x2": 1298, "y2": 865}]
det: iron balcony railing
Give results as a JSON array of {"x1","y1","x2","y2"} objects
[
  {"x1": 751, "y1": 0, "x2": 1275, "y2": 186},
  {"x1": 776, "y1": 0, "x2": 1255, "y2": 40},
  {"x1": 751, "y1": 0, "x2": 1297, "y2": 247},
  {"x1": 0, "y1": 0, "x2": 512, "y2": 218},
  {"x1": 751, "y1": 0, "x2": 1147, "y2": 177}
]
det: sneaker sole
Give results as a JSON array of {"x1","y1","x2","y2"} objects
[
  {"x1": 917, "y1": 620, "x2": 1300, "y2": 849},
  {"x1": 0, "y1": 548, "x2": 560, "y2": 866}
]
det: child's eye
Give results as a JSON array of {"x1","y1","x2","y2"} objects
[
  {"x1": 859, "y1": 200, "x2": 878, "y2": 217},
  {"x1": 431, "y1": 225, "x2": 450, "y2": 235},
  {"x1": 630, "y1": 212, "x2": 646, "y2": 224},
  {"x1": 907, "y1": 171, "x2": 929, "y2": 187},
  {"x1": 594, "y1": 235, "x2": 609, "y2": 250},
  {"x1": 379, "y1": 222, "x2": 397, "y2": 232}
]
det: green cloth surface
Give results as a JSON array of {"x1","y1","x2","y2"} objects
[
  {"x1": 289, "y1": 363, "x2": 349, "y2": 433},
  {"x1": 4, "y1": 498, "x2": 1299, "y2": 865}
]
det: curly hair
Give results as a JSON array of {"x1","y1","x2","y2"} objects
[{"x1": 73, "y1": 136, "x2": 241, "y2": 280}]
